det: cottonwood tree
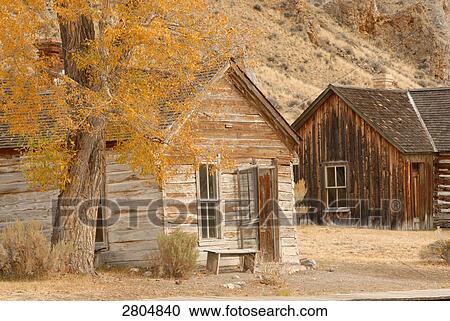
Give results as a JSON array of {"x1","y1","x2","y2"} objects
[{"x1": 0, "y1": 0, "x2": 234, "y2": 274}]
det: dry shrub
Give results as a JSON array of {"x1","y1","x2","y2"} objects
[
  {"x1": 156, "y1": 229, "x2": 198, "y2": 279},
  {"x1": 0, "y1": 221, "x2": 74, "y2": 279},
  {"x1": 50, "y1": 240, "x2": 75, "y2": 274},
  {"x1": 420, "y1": 239, "x2": 450, "y2": 264},
  {"x1": 259, "y1": 263, "x2": 287, "y2": 287},
  {"x1": 145, "y1": 252, "x2": 163, "y2": 278},
  {"x1": 294, "y1": 179, "x2": 308, "y2": 205}
]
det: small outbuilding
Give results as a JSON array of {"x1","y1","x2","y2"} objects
[{"x1": 292, "y1": 84, "x2": 450, "y2": 230}]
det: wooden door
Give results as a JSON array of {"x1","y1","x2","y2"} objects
[
  {"x1": 258, "y1": 169, "x2": 276, "y2": 262},
  {"x1": 410, "y1": 163, "x2": 423, "y2": 229}
]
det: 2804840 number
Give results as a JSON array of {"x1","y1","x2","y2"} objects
[{"x1": 122, "y1": 304, "x2": 181, "y2": 317}]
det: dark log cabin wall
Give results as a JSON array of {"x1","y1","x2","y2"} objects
[{"x1": 296, "y1": 93, "x2": 433, "y2": 230}]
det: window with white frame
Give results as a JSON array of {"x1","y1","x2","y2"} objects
[
  {"x1": 198, "y1": 164, "x2": 221, "y2": 239},
  {"x1": 325, "y1": 165, "x2": 347, "y2": 209}
]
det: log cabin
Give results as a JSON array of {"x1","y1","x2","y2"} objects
[
  {"x1": 292, "y1": 84, "x2": 450, "y2": 230},
  {"x1": 0, "y1": 60, "x2": 301, "y2": 267}
]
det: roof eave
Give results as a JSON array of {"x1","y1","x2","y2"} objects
[{"x1": 291, "y1": 85, "x2": 335, "y2": 131}]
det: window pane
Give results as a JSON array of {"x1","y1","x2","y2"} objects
[
  {"x1": 327, "y1": 167, "x2": 335, "y2": 187},
  {"x1": 328, "y1": 189, "x2": 337, "y2": 207},
  {"x1": 248, "y1": 170, "x2": 257, "y2": 219},
  {"x1": 199, "y1": 164, "x2": 208, "y2": 199},
  {"x1": 208, "y1": 204, "x2": 217, "y2": 238},
  {"x1": 208, "y1": 165, "x2": 217, "y2": 199},
  {"x1": 200, "y1": 203, "x2": 208, "y2": 238},
  {"x1": 336, "y1": 166, "x2": 346, "y2": 187},
  {"x1": 338, "y1": 188, "x2": 347, "y2": 208}
]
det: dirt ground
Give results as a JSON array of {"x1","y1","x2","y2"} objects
[{"x1": 0, "y1": 226, "x2": 449, "y2": 300}]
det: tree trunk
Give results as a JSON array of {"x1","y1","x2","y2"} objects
[
  {"x1": 51, "y1": 14, "x2": 105, "y2": 274},
  {"x1": 51, "y1": 117, "x2": 106, "y2": 274}
]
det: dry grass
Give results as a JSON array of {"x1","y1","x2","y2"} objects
[
  {"x1": 258, "y1": 263, "x2": 287, "y2": 287},
  {"x1": 0, "y1": 221, "x2": 73, "y2": 280},
  {"x1": 1, "y1": 226, "x2": 449, "y2": 300},
  {"x1": 421, "y1": 239, "x2": 450, "y2": 264},
  {"x1": 298, "y1": 225, "x2": 450, "y2": 265}
]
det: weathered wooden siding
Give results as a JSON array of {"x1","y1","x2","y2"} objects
[
  {"x1": 296, "y1": 94, "x2": 433, "y2": 230},
  {"x1": 164, "y1": 75, "x2": 299, "y2": 264},
  {"x1": 0, "y1": 151, "x2": 163, "y2": 267},
  {"x1": 0, "y1": 153, "x2": 57, "y2": 233},
  {"x1": 97, "y1": 153, "x2": 164, "y2": 266},
  {"x1": 434, "y1": 153, "x2": 450, "y2": 227}
]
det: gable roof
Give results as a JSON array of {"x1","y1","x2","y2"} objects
[
  {"x1": 292, "y1": 84, "x2": 450, "y2": 154},
  {"x1": 409, "y1": 88, "x2": 450, "y2": 152},
  {"x1": 226, "y1": 61, "x2": 301, "y2": 153},
  {"x1": 0, "y1": 60, "x2": 301, "y2": 154},
  {"x1": 159, "y1": 61, "x2": 301, "y2": 153}
]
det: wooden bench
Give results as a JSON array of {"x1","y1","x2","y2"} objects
[{"x1": 205, "y1": 249, "x2": 258, "y2": 275}]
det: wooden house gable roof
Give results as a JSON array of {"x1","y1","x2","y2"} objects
[
  {"x1": 292, "y1": 85, "x2": 438, "y2": 154},
  {"x1": 225, "y1": 62, "x2": 301, "y2": 153}
]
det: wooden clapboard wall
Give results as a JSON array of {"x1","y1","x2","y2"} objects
[
  {"x1": 0, "y1": 152, "x2": 57, "y2": 234},
  {"x1": 97, "y1": 153, "x2": 164, "y2": 266},
  {"x1": 0, "y1": 150, "x2": 163, "y2": 266}
]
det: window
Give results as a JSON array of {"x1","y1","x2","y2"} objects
[
  {"x1": 95, "y1": 178, "x2": 108, "y2": 249},
  {"x1": 95, "y1": 205, "x2": 105, "y2": 243},
  {"x1": 198, "y1": 164, "x2": 221, "y2": 239},
  {"x1": 325, "y1": 165, "x2": 347, "y2": 209},
  {"x1": 238, "y1": 167, "x2": 258, "y2": 221},
  {"x1": 293, "y1": 164, "x2": 300, "y2": 184}
]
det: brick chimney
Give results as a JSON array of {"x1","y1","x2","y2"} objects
[
  {"x1": 372, "y1": 73, "x2": 395, "y2": 89},
  {"x1": 36, "y1": 38, "x2": 64, "y2": 75}
]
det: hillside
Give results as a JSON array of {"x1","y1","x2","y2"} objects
[{"x1": 210, "y1": 0, "x2": 449, "y2": 122}]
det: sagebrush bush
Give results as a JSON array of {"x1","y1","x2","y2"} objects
[
  {"x1": 0, "y1": 221, "x2": 74, "y2": 279},
  {"x1": 156, "y1": 229, "x2": 198, "y2": 279},
  {"x1": 294, "y1": 179, "x2": 308, "y2": 206},
  {"x1": 420, "y1": 239, "x2": 450, "y2": 264},
  {"x1": 259, "y1": 263, "x2": 287, "y2": 287}
]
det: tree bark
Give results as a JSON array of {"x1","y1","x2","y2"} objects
[
  {"x1": 51, "y1": 117, "x2": 106, "y2": 274},
  {"x1": 51, "y1": 15, "x2": 105, "y2": 274}
]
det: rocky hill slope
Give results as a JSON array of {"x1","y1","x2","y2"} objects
[{"x1": 211, "y1": 0, "x2": 449, "y2": 122}]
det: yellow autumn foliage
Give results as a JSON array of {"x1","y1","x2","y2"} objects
[{"x1": 0, "y1": 0, "x2": 237, "y2": 189}]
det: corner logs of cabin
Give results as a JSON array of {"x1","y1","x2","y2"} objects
[{"x1": 434, "y1": 153, "x2": 450, "y2": 228}]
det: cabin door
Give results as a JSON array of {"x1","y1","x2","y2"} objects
[
  {"x1": 238, "y1": 167, "x2": 279, "y2": 262},
  {"x1": 410, "y1": 163, "x2": 424, "y2": 230},
  {"x1": 257, "y1": 169, "x2": 279, "y2": 262}
]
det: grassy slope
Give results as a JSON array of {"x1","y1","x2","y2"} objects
[{"x1": 211, "y1": 0, "x2": 445, "y2": 122}]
